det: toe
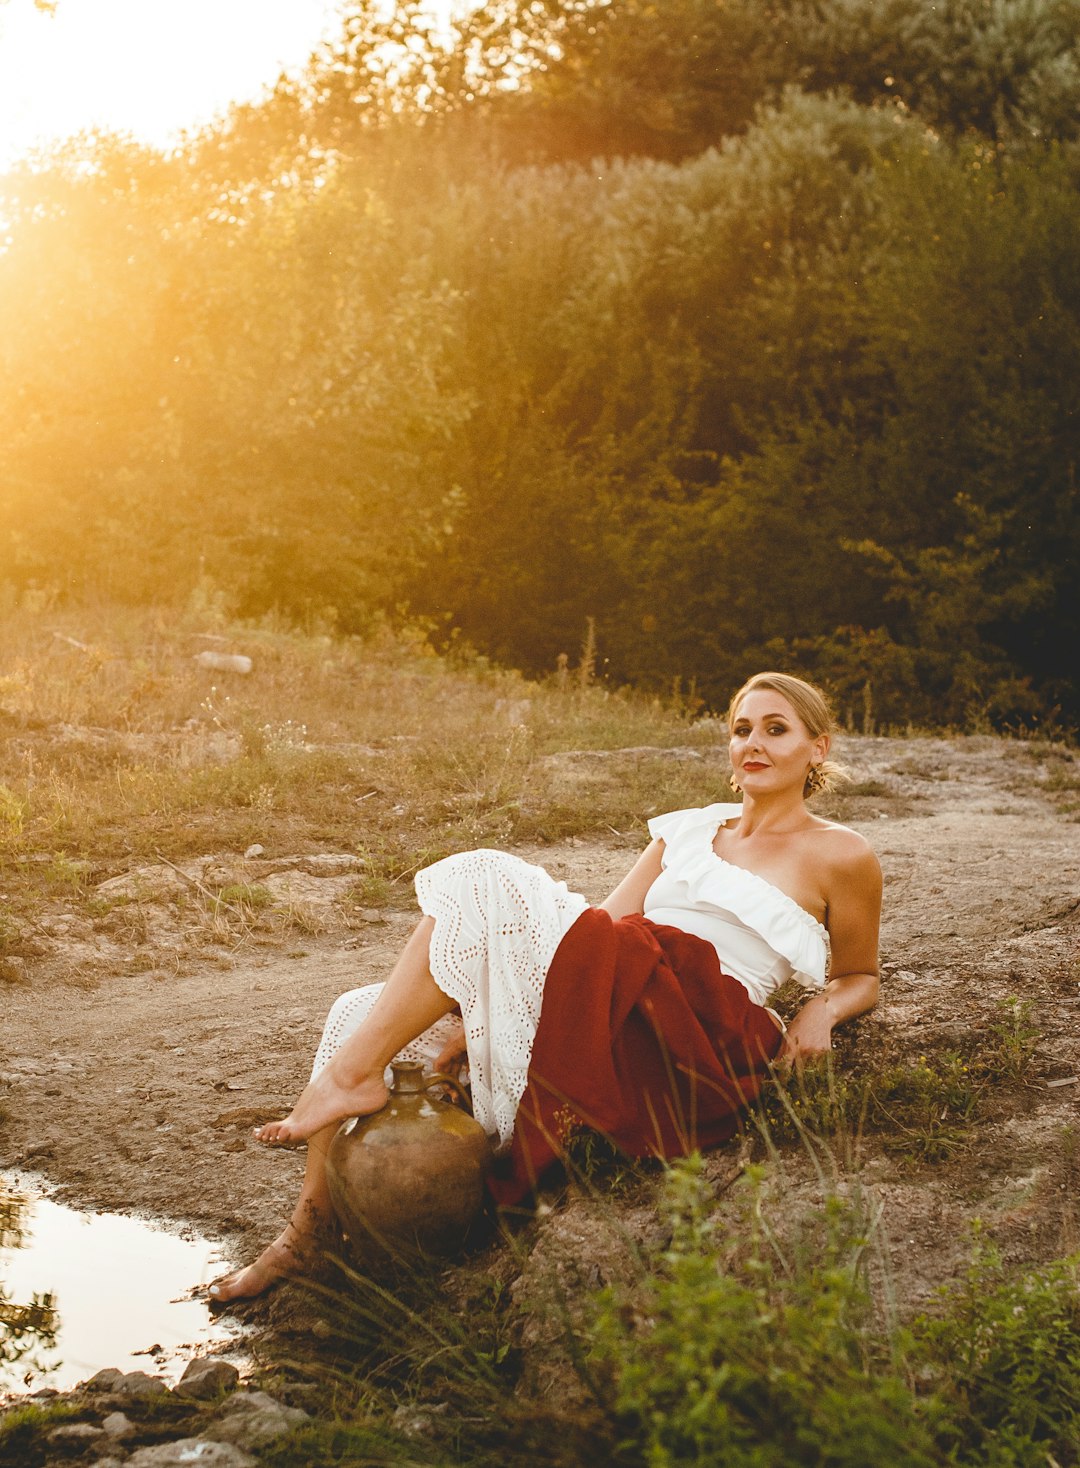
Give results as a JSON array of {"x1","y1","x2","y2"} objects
[{"x1": 207, "y1": 1271, "x2": 243, "y2": 1302}]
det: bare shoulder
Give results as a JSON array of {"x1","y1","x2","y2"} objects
[{"x1": 808, "y1": 819, "x2": 882, "y2": 884}]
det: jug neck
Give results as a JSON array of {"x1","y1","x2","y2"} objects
[{"x1": 389, "y1": 1060, "x2": 427, "y2": 1094}]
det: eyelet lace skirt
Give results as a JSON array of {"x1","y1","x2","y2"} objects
[{"x1": 311, "y1": 849, "x2": 589, "y2": 1149}]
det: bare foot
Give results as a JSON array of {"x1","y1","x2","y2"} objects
[
  {"x1": 255, "y1": 1068, "x2": 388, "y2": 1147},
  {"x1": 207, "y1": 1229, "x2": 309, "y2": 1304}
]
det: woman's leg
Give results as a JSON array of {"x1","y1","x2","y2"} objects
[
  {"x1": 210, "y1": 917, "x2": 454, "y2": 1300},
  {"x1": 208, "y1": 1122, "x2": 337, "y2": 1301},
  {"x1": 256, "y1": 916, "x2": 453, "y2": 1145}
]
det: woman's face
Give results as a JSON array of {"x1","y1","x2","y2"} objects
[{"x1": 728, "y1": 689, "x2": 827, "y2": 796}]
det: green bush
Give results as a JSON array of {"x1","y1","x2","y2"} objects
[{"x1": 585, "y1": 1157, "x2": 938, "y2": 1466}]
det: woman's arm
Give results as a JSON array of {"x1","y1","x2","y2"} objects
[
  {"x1": 781, "y1": 837, "x2": 882, "y2": 1065},
  {"x1": 601, "y1": 839, "x2": 664, "y2": 919}
]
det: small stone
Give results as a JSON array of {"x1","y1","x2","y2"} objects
[
  {"x1": 49, "y1": 1422, "x2": 107, "y2": 1446},
  {"x1": 175, "y1": 1357, "x2": 240, "y2": 1401},
  {"x1": 127, "y1": 1440, "x2": 256, "y2": 1467},
  {"x1": 206, "y1": 1390, "x2": 309, "y2": 1449},
  {"x1": 83, "y1": 1367, "x2": 125, "y2": 1392},
  {"x1": 193, "y1": 651, "x2": 253, "y2": 675},
  {"x1": 391, "y1": 1401, "x2": 450, "y2": 1439},
  {"x1": 113, "y1": 1369, "x2": 171, "y2": 1398},
  {"x1": 102, "y1": 1411, "x2": 136, "y2": 1439}
]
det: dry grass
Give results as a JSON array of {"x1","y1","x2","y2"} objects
[{"x1": 0, "y1": 602, "x2": 728, "y2": 964}]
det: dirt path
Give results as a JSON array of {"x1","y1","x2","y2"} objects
[{"x1": 2, "y1": 734, "x2": 1078, "y2": 1290}]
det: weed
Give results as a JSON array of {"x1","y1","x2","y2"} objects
[
  {"x1": 0, "y1": 1401, "x2": 78, "y2": 1468},
  {"x1": 755, "y1": 1050, "x2": 980, "y2": 1163},
  {"x1": 846, "y1": 778, "x2": 893, "y2": 796},
  {"x1": 274, "y1": 899, "x2": 335, "y2": 939},
  {"x1": 916, "y1": 1233, "x2": 1080, "y2": 1465},
  {"x1": 873, "y1": 1052, "x2": 979, "y2": 1163},
  {"x1": 585, "y1": 1157, "x2": 938, "y2": 1465},
  {"x1": 756, "y1": 1002, "x2": 1042, "y2": 1166},
  {"x1": 41, "y1": 854, "x2": 93, "y2": 894},
  {"x1": 0, "y1": 905, "x2": 23, "y2": 955},
  {"x1": 563, "y1": 1127, "x2": 656, "y2": 1195},
  {"x1": 0, "y1": 786, "x2": 25, "y2": 850},
  {"x1": 216, "y1": 883, "x2": 273, "y2": 912},
  {"x1": 755, "y1": 1056, "x2": 869, "y2": 1146},
  {"x1": 347, "y1": 852, "x2": 394, "y2": 908},
  {"x1": 981, "y1": 997, "x2": 1041, "y2": 1084}
]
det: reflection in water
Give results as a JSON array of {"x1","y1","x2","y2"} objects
[
  {"x1": 1, "y1": 1186, "x2": 60, "y2": 1387},
  {"x1": 0, "y1": 1192, "x2": 25, "y2": 1250},
  {"x1": 0, "y1": 1173, "x2": 245, "y2": 1394}
]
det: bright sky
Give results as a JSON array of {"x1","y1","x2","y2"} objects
[{"x1": 0, "y1": 0, "x2": 348, "y2": 169}]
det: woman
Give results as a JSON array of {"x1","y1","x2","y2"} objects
[{"x1": 209, "y1": 671, "x2": 881, "y2": 1303}]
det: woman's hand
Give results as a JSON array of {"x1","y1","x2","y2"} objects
[
  {"x1": 778, "y1": 995, "x2": 833, "y2": 1068},
  {"x1": 433, "y1": 1016, "x2": 468, "y2": 1081}
]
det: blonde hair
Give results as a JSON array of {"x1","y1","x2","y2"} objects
[{"x1": 727, "y1": 671, "x2": 845, "y2": 798}]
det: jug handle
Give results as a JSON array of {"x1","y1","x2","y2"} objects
[{"x1": 424, "y1": 1071, "x2": 473, "y2": 1114}]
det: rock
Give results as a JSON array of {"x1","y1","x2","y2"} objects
[
  {"x1": 101, "y1": 1411, "x2": 136, "y2": 1438},
  {"x1": 48, "y1": 1422, "x2": 107, "y2": 1446},
  {"x1": 175, "y1": 1357, "x2": 240, "y2": 1401},
  {"x1": 112, "y1": 1369, "x2": 171, "y2": 1399},
  {"x1": 193, "y1": 652, "x2": 253, "y2": 675},
  {"x1": 176, "y1": 728, "x2": 243, "y2": 766},
  {"x1": 243, "y1": 844, "x2": 264, "y2": 859},
  {"x1": 266, "y1": 853, "x2": 365, "y2": 876},
  {"x1": 391, "y1": 1401, "x2": 450, "y2": 1439},
  {"x1": 295, "y1": 853, "x2": 365, "y2": 875},
  {"x1": 90, "y1": 1458, "x2": 126, "y2": 1468},
  {"x1": 494, "y1": 696, "x2": 532, "y2": 726},
  {"x1": 82, "y1": 1367, "x2": 126, "y2": 1393},
  {"x1": 261, "y1": 871, "x2": 358, "y2": 908},
  {"x1": 127, "y1": 1440, "x2": 256, "y2": 1467},
  {"x1": 95, "y1": 865, "x2": 187, "y2": 903},
  {"x1": 205, "y1": 1390, "x2": 309, "y2": 1448}
]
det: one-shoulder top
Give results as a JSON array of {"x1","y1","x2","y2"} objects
[{"x1": 645, "y1": 803, "x2": 829, "y2": 1007}]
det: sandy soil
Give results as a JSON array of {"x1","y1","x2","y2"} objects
[{"x1": 2, "y1": 733, "x2": 1078, "y2": 1311}]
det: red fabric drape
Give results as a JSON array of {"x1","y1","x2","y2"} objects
[{"x1": 487, "y1": 909, "x2": 783, "y2": 1207}]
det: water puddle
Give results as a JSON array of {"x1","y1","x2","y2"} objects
[{"x1": 1, "y1": 1172, "x2": 247, "y2": 1395}]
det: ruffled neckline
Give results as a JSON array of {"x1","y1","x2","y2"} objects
[
  {"x1": 697, "y1": 802, "x2": 827, "y2": 935},
  {"x1": 714, "y1": 855, "x2": 827, "y2": 939},
  {"x1": 650, "y1": 802, "x2": 829, "y2": 987}
]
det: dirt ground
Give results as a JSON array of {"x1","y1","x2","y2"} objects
[{"x1": 2, "y1": 732, "x2": 1079, "y2": 1316}]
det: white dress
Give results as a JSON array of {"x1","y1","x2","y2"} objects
[
  {"x1": 311, "y1": 849, "x2": 588, "y2": 1150},
  {"x1": 311, "y1": 808, "x2": 829, "y2": 1150}
]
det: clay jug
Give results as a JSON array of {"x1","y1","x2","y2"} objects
[{"x1": 325, "y1": 1060, "x2": 493, "y2": 1261}]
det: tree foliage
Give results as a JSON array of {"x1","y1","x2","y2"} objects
[{"x1": 0, "y1": 0, "x2": 1077, "y2": 724}]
